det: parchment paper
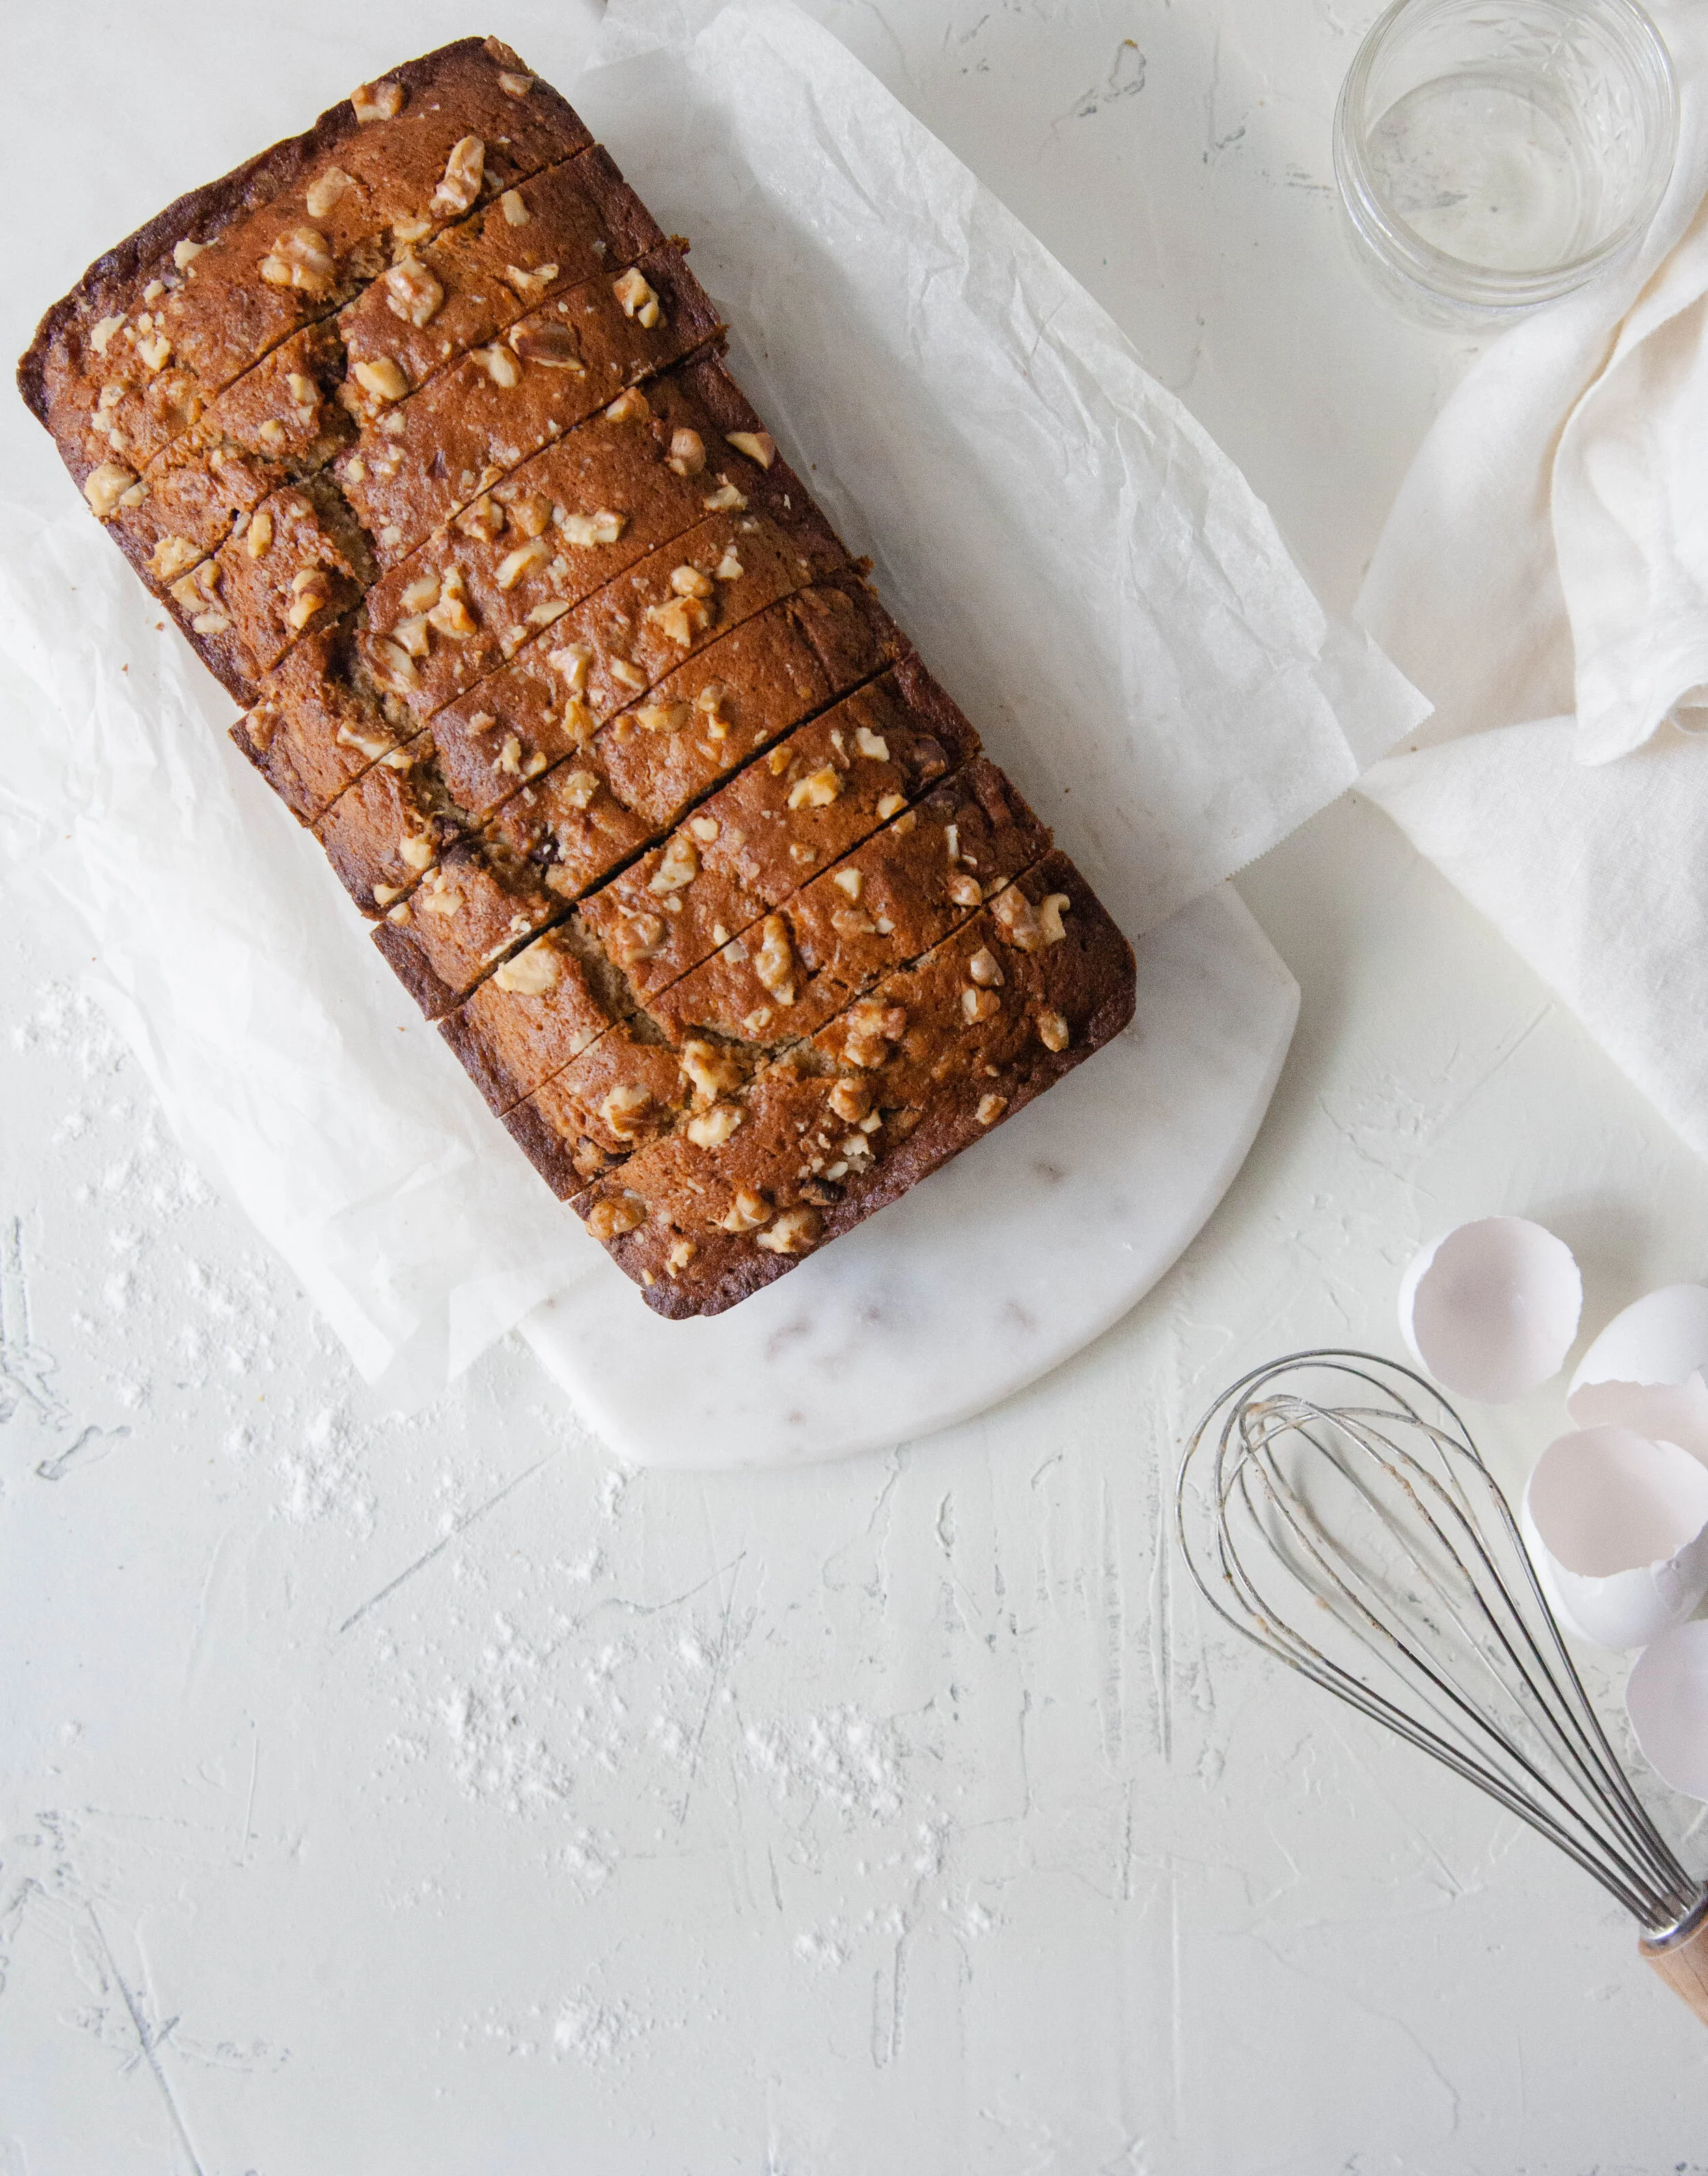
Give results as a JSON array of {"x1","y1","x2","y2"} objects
[{"x1": 0, "y1": 0, "x2": 1425, "y2": 1397}]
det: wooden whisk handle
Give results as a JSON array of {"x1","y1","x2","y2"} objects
[{"x1": 1642, "y1": 1898, "x2": 1708, "y2": 2024}]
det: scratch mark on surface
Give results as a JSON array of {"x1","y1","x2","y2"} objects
[
  {"x1": 338, "y1": 1451, "x2": 559, "y2": 1634},
  {"x1": 87, "y1": 1908, "x2": 206, "y2": 2175},
  {"x1": 1, "y1": 1215, "x2": 66, "y2": 1426},
  {"x1": 1053, "y1": 37, "x2": 1146, "y2": 129},
  {"x1": 240, "y1": 1733, "x2": 259, "y2": 1864},
  {"x1": 34, "y1": 1423, "x2": 130, "y2": 1481},
  {"x1": 1425, "y1": 1002, "x2": 1553, "y2": 1144},
  {"x1": 1099, "y1": 1479, "x2": 1124, "y2": 1769},
  {"x1": 675, "y1": 1559, "x2": 748, "y2": 1828}
]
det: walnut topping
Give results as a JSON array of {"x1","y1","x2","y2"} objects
[
  {"x1": 875, "y1": 793, "x2": 907, "y2": 820},
  {"x1": 494, "y1": 941, "x2": 562, "y2": 996},
  {"x1": 245, "y1": 510, "x2": 274, "y2": 560},
  {"x1": 495, "y1": 538, "x2": 551, "y2": 590},
  {"x1": 391, "y1": 614, "x2": 430, "y2": 657},
  {"x1": 502, "y1": 261, "x2": 559, "y2": 297},
  {"x1": 649, "y1": 595, "x2": 713, "y2": 648},
  {"x1": 636, "y1": 700, "x2": 691, "y2": 735},
  {"x1": 287, "y1": 371, "x2": 318, "y2": 410},
  {"x1": 702, "y1": 479, "x2": 747, "y2": 512},
  {"x1": 666, "y1": 428, "x2": 706, "y2": 478},
  {"x1": 1036, "y1": 1009, "x2": 1071, "y2": 1053},
  {"x1": 799, "y1": 1176, "x2": 843, "y2": 1207},
  {"x1": 557, "y1": 769, "x2": 599, "y2": 812},
  {"x1": 260, "y1": 226, "x2": 335, "y2": 295},
  {"x1": 610, "y1": 912, "x2": 666, "y2": 966},
  {"x1": 609, "y1": 657, "x2": 648, "y2": 691},
  {"x1": 648, "y1": 835, "x2": 700, "y2": 894},
  {"x1": 453, "y1": 495, "x2": 505, "y2": 544},
  {"x1": 714, "y1": 548, "x2": 744, "y2": 582},
  {"x1": 383, "y1": 256, "x2": 445, "y2": 327},
  {"x1": 173, "y1": 239, "x2": 206, "y2": 271},
  {"x1": 831, "y1": 869, "x2": 864, "y2": 903},
  {"x1": 256, "y1": 419, "x2": 287, "y2": 452},
  {"x1": 474, "y1": 342, "x2": 521, "y2": 388},
  {"x1": 976, "y1": 1093, "x2": 1007, "y2": 1126},
  {"x1": 497, "y1": 68, "x2": 536, "y2": 98},
  {"x1": 400, "y1": 570, "x2": 443, "y2": 613},
  {"x1": 680, "y1": 1039, "x2": 745, "y2": 1104},
  {"x1": 947, "y1": 874, "x2": 983, "y2": 908},
  {"x1": 693, "y1": 681, "x2": 730, "y2": 721},
  {"x1": 191, "y1": 609, "x2": 231, "y2": 636},
  {"x1": 961, "y1": 987, "x2": 1001, "y2": 1023},
  {"x1": 305, "y1": 166, "x2": 351, "y2": 219},
  {"x1": 171, "y1": 562, "x2": 221, "y2": 611},
  {"x1": 419, "y1": 872, "x2": 462, "y2": 918},
  {"x1": 430, "y1": 136, "x2": 485, "y2": 218},
  {"x1": 500, "y1": 188, "x2": 530, "y2": 226},
  {"x1": 427, "y1": 567, "x2": 478, "y2": 638},
  {"x1": 1038, "y1": 892, "x2": 1071, "y2": 943},
  {"x1": 287, "y1": 567, "x2": 335, "y2": 631},
  {"x1": 687, "y1": 1102, "x2": 744, "y2": 1149},
  {"x1": 396, "y1": 828, "x2": 437, "y2": 872},
  {"x1": 687, "y1": 814, "x2": 719, "y2": 844},
  {"x1": 670, "y1": 564, "x2": 715, "y2": 601},
  {"x1": 511, "y1": 323, "x2": 583, "y2": 370},
  {"x1": 135, "y1": 330, "x2": 171, "y2": 372},
  {"x1": 844, "y1": 1000, "x2": 907, "y2": 1069},
  {"x1": 505, "y1": 495, "x2": 550, "y2": 539},
  {"x1": 725, "y1": 430, "x2": 776, "y2": 469},
  {"x1": 149, "y1": 534, "x2": 201, "y2": 579},
  {"x1": 600, "y1": 1084, "x2": 655, "y2": 1141},
  {"x1": 786, "y1": 766, "x2": 842, "y2": 812},
  {"x1": 605, "y1": 387, "x2": 652, "y2": 424},
  {"x1": 756, "y1": 1206, "x2": 821, "y2": 1256},
  {"x1": 665, "y1": 1239, "x2": 698, "y2": 1276},
  {"x1": 560, "y1": 508, "x2": 625, "y2": 547},
  {"x1": 89, "y1": 314, "x2": 126, "y2": 355},
  {"x1": 828, "y1": 1079, "x2": 872, "y2": 1124},
  {"x1": 752, "y1": 915, "x2": 796, "y2": 1005},
  {"x1": 612, "y1": 267, "x2": 661, "y2": 327},
  {"x1": 719, "y1": 1188, "x2": 771, "y2": 1235},
  {"x1": 992, "y1": 886, "x2": 1067, "y2": 952},
  {"x1": 548, "y1": 642, "x2": 592, "y2": 691},
  {"x1": 351, "y1": 78, "x2": 403, "y2": 123},
  {"x1": 586, "y1": 1193, "x2": 648, "y2": 1241},
  {"x1": 968, "y1": 947, "x2": 1003, "y2": 987},
  {"x1": 353, "y1": 355, "x2": 409, "y2": 404}
]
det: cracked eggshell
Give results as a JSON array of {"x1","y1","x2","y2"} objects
[
  {"x1": 1397, "y1": 1217, "x2": 1582, "y2": 1403},
  {"x1": 1627, "y1": 1621, "x2": 1708, "y2": 1802},
  {"x1": 1521, "y1": 1427, "x2": 1708, "y2": 1649},
  {"x1": 1566, "y1": 1284, "x2": 1708, "y2": 1461}
]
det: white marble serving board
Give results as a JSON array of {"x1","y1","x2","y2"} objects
[{"x1": 521, "y1": 882, "x2": 1297, "y2": 1467}]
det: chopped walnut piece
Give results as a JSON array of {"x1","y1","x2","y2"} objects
[
  {"x1": 1036, "y1": 1009, "x2": 1071, "y2": 1053},
  {"x1": 610, "y1": 911, "x2": 666, "y2": 966},
  {"x1": 391, "y1": 614, "x2": 431, "y2": 658},
  {"x1": 719, "y1": 1188, "x2": 771, "y2": 1235},
  {"x1": 968, "y1": 947, "x2": 1003, "y2": 987},
  {"x1": 400, "y1": 570, "x2": 443, "y2": 612},
  {"x1": 256, "y1": 418, "x2": 287, "y2": 452},
  {"x1": 756, "y1": 1207, "x2": 821, "y2": 1256},
  {"x1": 714, "y1": 548, "x2": 744, "y2": 582},
  {"x1": 368, "y1": 637, "x2": 421, "y2": 693},
  {"x1": 172, "y1": 239, "x2": 205, "y2": 271},
  {"x1": 548, "y1": 642, "x2": 592, "y2": 690},
  {"x1": 351, "y1": 77, "x2": 403, "y2": 123},
  {"x1": 560, "y1": 508, "x2": 624, "y2": 546},
  {"x1": 557, "y1": 769, "x2": 599, "y2": 812},
  {"x1": 875, "y1": 793, "x2": 906, "y2": 820},
  {"x1": 454, "y1": 495, "x2": 505, "y2": 544},
  {"x1": 353, "y1": 355, "x2": 409, "y2": 404},
  {"x1": 976, "y1": 1093, "x2": 1007, "y2": 1126},
  {"x1": 286, "y1": 371, "x2": 318, "y2": 410},
  {"x1": 494, "y1": 941, "x2": 562, "y2": 996},
  {"x1": 649, "y1": 595, "x2": 713, "y2": 648},
  {"x1": 428, "y1": 570, "x2": 479, "y2": 639},
  {"x1": 831, "y1": 869, "x2": 864, "y2": 903},
  {"x1": 600, "y1": 1084, "x2": 655, "y2": 1141},
  {"x1": 609, "y1": 657, "x2": 648, "y2": 691},
  {"x1": 81, "y1": 462, "x2": 136, "y2": 520},
  {"x1": 680, "y1": 1039, "x2": 745, "y2": 1104},
  {"x1": 786, "y1": 767, "x2": 842, "y2": 812},
  {"x1": 605, "y1": 387, "x2": 651, "y2": 424},
  {"x1": 511, "y1": 322, "x2": 583, "y2": 370},
  {"x1": 670, "y1": 564, "x2": 714, "y2": 600},
  {"x1": 430, "y1": 135, "x2": 485, "y2": 218},
  {"x1": 149, "y1": 534, "x2": 202, "y2": 579},
  {"x1": 495, "y1": 538, "x2": 551, "y2": 590},
  {"x1": 259, "y1": 225, "x2": 335, "y2": 296},
  {"x1": 851, "y1": 726, "x2": 888, "y2": 760},
  {"x1": 844, "y1": 1000, "x2": 907, "y2": 1069},
  {"x1": 474, "y1": 342, "x2": 521, "y2": 388},
  {"x1": 305, "y1": 166, "x2": 351, "y2": 219},
  {"x1": 611, "y1": 267, "x2": 661, "y2": 327},
  {"x1": 687, "y1": 815, "x2": 719, "y2": 844},
  {"x1": 635, "y1": 700, "x2": 691, "y2": 735},
  {"x1": 687, "y1": 1102, "x2": 744, "y2": 1149},
  {"x1": 287, "y1": 568, "x2": 334, "y2": 631},
  {"x1": 502, "y1": 260, "x2": 559, "y2": 297},
  {"x1": 752, "y1": 916, "x2": 796, "y2": 1005},
  {"x1": 191, "y1": 608, "x2": 231, "y2": 636},
  {"x1": 648, "y1": 835, "x2": 699, "y2": 894},
  {"x1": 171, "y1": 562, "x2": 220, "y2": 611},
  {"x1": 947, "y1": 874, "x2": 983, "y2": 909},
  {"x1": 725, "y1": 430, "x2": 776, "y2": 469},
  {"x1": 961, "y1": 987, "x2": 1001, "y2": 1023},
  {"x1": 135, "y1": 330, "x2": 171, "y2": 372},
  {"x1": 245, "y1": 510, "x2": 275, "y2": 560},
  {"x1": 383, "y1": 256, "x2": 444, "y2": 327},
  {"x1": 1038, "y1": 893, "x2": 1071, "y2": 944},
  {"x1": 667, "y1": 428, "x2": 706, "y2": 478},
  {"x1": 828, "y1": 1079, "x2": 872, "y2": 1124},
  {"x1": 702, "y1": 479, "x2": 747, "y2": 513},
  {"x1": 396, "y1": 828, "x2": 437, "y2": 872},
  {"x1": 991, "y1": 886, "x2": 1056, "y2": 952},
  {"x1": 586, "y1": 1192, "x2": 648, "y2": 1241},
  {"x1": 665, "y1": 1239, "x2": 698, "y2": 1276},
  {"x1": 508, "y1": 495, "x2": 552, "y2": 538},
  {"x1": 500, "y1": 188, "x2": 529, "y2": 225},
  {"x1": 497, "y1": 68, "x2": 535, "y2": 98}
]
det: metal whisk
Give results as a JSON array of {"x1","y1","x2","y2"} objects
[{"x1": 1175, "y1": 1349, "x2": 1708, "y2": 2021}]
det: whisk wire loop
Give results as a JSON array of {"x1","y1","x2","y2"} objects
[{"x1": 1177, "y1": 1351, "x2": 1704, "y2": 1937}]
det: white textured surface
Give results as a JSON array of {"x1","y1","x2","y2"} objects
[{"x1": 8, "y1": 2, "x2": 1708, "y2": 2170}]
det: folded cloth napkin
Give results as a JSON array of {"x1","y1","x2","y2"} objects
[{"x1": 1358, "y1": 0, "x2": 1708, "y2": 1161}]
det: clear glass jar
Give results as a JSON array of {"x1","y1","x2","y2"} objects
[{"x1": 1333, "y1": 0, "x2": 1679, "y2": 327}]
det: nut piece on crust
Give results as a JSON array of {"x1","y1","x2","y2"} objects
[{"x1": 351, "y1": 78, "x2": 404, "y2": 124}]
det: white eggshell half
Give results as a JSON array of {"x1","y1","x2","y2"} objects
[
  {"x1": 1397, "y1": 1217, "x2": 1582, "y2": 1403},
  {"x1": 1521, "y1": 1427, "x2": 1708, "y2": 1649},
  {"x1": 1567, "y1": 1284, "x2": 1708, "y2": 1460},
  {"x1": 1627, "y1": 1621, "x2": 1708, "y2": 1802}
]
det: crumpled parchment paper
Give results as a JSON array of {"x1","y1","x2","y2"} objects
[{"x1": 0, "y1": 0, "x2": 1425, "y2": 1397}]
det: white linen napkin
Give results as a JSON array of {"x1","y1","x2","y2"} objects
[{"x1": 1358, "y1": 0, "x2": 1708, "y2": 1161}]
